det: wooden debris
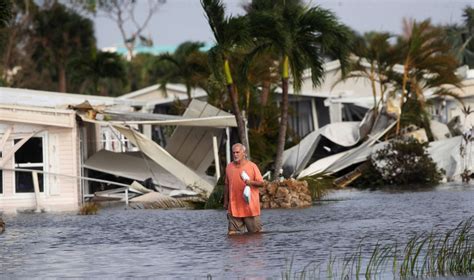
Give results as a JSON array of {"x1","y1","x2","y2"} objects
[
  {"x1": 129, "y1": 192, "x2": 187, "y2": 209},
  {"x1": 333, "y1": 162, "x2": 369, "y2": 188}
]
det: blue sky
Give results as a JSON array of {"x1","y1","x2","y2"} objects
[{"x1": 93, "y1": 0, "x2": 472, "y2": 49}]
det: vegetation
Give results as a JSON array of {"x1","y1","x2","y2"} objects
[
  {"x1": 75, "y1": 0, "x2": 165, "y2": 60},
  {"x1": 444, "y1": 6, "x2": 474, "y2": 68},
  {"x1": 245, "y1": 0, "x2": 352, "y2": 179},
  {"x1": 394, "y1": 19, "x2": 462, "y2": 136},
  {"x1": 78, "y1": 202, "x2": 99, "y2": 215},
  {"x1": 335, "y1": 31, "x2": 397, "y2": 121},
  {"x1": 282, "y1": 217, "x2": 473, "y2": 279},
  {"x1": 0, "y1": 0, "x2": 11, "y2": 28},
  {"x1": 201, "y1": 0, "x2": 252, "y2": 152},
  {"x1": 157, "y1": 41, "x2": 210, "y2": 101},
  {"x1": 204, "y1": 177, "x2": 225, "y2": 209},
  {"x1": 352, "y1": 137, "x2": 444, "y2": 189},
  {"x1": 300, "y1": 173, "x2": 336, "y2": 200}
]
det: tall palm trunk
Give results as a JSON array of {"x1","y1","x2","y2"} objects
[
  {"x1": 258, "y1": 80, "x2": 271, "y2": 132},
  {"x1": 396, "y1": 62, "x2": 410, "y2": 135},
  {"x1": 186, "y1": 83, "x2": 192, "y2": 103},
  {"x1": 369, "y1": 64, "x2": 378, "y2": 120},
  {"x1": 260, "y1": 80, "x2": 270, "y2": 106},
  {"x1": 273, "y1": 56, "x2": 289, "y2": 179},
  {"x1": 224, "y1": 59, "x2": 249, "y2": 152}
]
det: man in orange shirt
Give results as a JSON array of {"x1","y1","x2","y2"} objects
[{"x1": 224, "y1": 143, "x2": 264, "y2": 235}]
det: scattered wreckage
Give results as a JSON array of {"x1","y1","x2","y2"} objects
[{"x1": 282, "y1": 105, "x2": 473, "y2": 186}]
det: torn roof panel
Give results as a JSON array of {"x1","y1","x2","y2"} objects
[
  {"x1": 112, "y1": 124, "x2": 216, "y2": 197},
  {"x1": 0, "y1": 87, "x2": 144, "y2": 109},
  {"x1": 84, "y1": 150, "x2": 191, "y2": 191}
]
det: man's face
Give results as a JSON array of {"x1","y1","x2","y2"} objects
[{"x1": 232, "y1": 146, "x2": 245, "y2": 163}]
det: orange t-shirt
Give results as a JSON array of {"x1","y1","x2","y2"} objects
[{"x1": 225, "y1": 160, "x2": 263, "y2": 217}]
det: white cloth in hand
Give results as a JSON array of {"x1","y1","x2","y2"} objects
[{"x1": 241, "y1": 171, "x2": 251, "y2": 204}]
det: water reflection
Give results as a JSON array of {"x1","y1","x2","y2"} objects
[{"x1": 0, "y1": 183, "x2": 473, "y2": 278}]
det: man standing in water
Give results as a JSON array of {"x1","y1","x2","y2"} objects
[{"x1": 224, "y1": 143, "x2": 264, "y2": 235}]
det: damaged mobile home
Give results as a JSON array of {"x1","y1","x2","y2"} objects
[{"x1": 0, "y1": 87, "x2": 235, "y2": 213}]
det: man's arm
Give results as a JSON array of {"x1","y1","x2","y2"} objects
[
  {"x1": 245, "y1": 163, "x2": 265, "y2": 188},
  {"x1": 245, "y1": 179, "x2": 264, "y2": 188}
]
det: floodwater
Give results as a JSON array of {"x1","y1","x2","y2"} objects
[{"x1": 0, "y1": 183, "x2": 473, "y2": 279}]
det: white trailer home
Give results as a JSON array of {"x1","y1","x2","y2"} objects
[{"x1": 0, "y1": 87, "x2": 138, "y2": 213}]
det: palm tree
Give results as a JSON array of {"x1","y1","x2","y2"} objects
[
  {"x1": 157, "y1": 41, "x2": 210, "y2": 102},
  {"x1": 335, "y1": 32, "x2": 397, "y2": 118},
  {"x1": 394, "y1": 19, "x2": 462, "y2": 135},
  {"x1": 201, "y1": 0, "x2": 251, "y2": 151},
  {"x1": 246, "y1": 0, "x2": 352, "y2": 179},
  {"x1": 69, "y1": 50, "x2": 127, "y2": 96}
]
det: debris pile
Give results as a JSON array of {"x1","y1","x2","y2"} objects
[{"x1": 260, "y1": 179, "x2": 312, "y2": 209}]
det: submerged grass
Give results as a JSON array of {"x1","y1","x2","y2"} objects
[
  {"x1": 78, "y1": 202, "x2": 99, "y2": 215},
  {"x1": 283, "y1": 217, "x2": 473, "y2": 279}
]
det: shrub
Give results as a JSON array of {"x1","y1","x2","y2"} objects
[{"x1": 353, "y1": 137, "x2": 443, "y2": 188}]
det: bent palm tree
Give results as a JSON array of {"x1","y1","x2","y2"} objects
[
  {"x1": 201, "y1": 0, "x2": 251, "y2": 151},
  {"x1": 247, "y1": 0, "x2": 352, "y2": 179},
  {"x1": 395, "y1": 19, "x2": 462, "y2": 135},
  {"x1": 335, "y1": 32, "x2": 397, "y2": 119}
]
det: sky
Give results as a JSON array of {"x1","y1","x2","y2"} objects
[{"x1": 93, "y1": 0, "x2": 473, "y2": 49}]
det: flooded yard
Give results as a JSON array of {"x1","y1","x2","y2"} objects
[{"x1": 1, "y1": 183, "x2": 473, "y2": 278}]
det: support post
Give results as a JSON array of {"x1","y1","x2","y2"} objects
[
  {"x1": 125, "y1": 188, "x2": 129, "y2": 206},
  {"x1": 212, "y1": 136, "x2": 220, "y2": 180},
  {"x1": 32, "y1": 171, "x2": 41, "y2": 213},
  {"x1": 226, "y1": 127, "x2": 231, "y2": 164}
]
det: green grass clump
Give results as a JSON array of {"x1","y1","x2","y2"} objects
[
  {"x1": 300, "y1": 173, "x2": 336, "y2": 200},
  {"x1": 282, "y1": 217, "x2": 473, "y2": 279}
]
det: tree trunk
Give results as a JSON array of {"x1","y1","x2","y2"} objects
[
  {"x1": 273, "y1": 77, "x2": 289, "y2": 179},
  {"x1": 227, "y1": 84, "x2": 249, "y2": 153},
  {"x1": 369, "y1": 65, "x2": 378, "y2": 121},
  {"x1": 186, "y1": 83, "x2": 192, "y2": 103},
  {"x1": 261, "y1": 80, "x2": 270, "y2": 106},
  {"x1": 396, "y1": 63, "x2": 409, "y2": 135},
  {"x1": 224, "y1": 58, "x2": 249, "y2": 153}
]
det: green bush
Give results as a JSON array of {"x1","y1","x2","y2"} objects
[{"x1": 353, "y1": 137, "x2": 444, "y2": 188}]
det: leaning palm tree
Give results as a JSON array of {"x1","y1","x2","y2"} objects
[
  {"x1": 334, "y1": 32, "x2": 397, "y2": 119},
  {"x1": 394, "y1": 19, "x2": 463, "y2": 135},
  {"x1": 157, "y1": 41, "x2": 210, "y2": 102},
  {"x1": 247, "y1": 0, "x2": 352, "y2": 179},
  {"x1": 201, "y1": 0, "x2": 251, "y2": 151}
]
